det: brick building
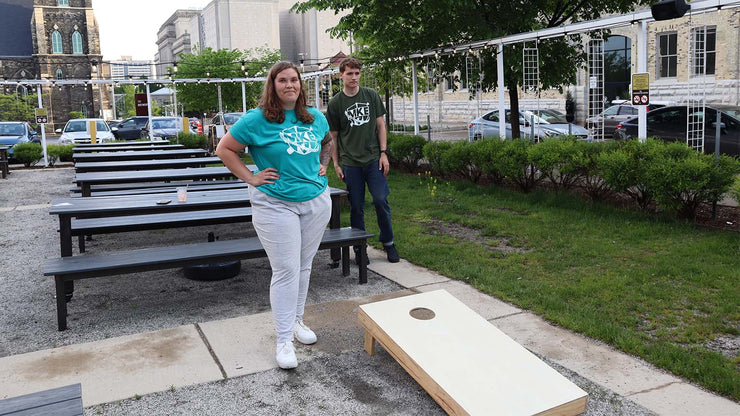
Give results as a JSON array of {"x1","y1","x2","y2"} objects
[{"x1": 0, "y1": 0, "x2": 109, "y2": 130}]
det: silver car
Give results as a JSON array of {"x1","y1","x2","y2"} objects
[
  {"x1": 140, "y1": 117, "x2": 194, "y2": 140},
  {"x1": 587, "y1": 104, "x2": 664, "y2": 137},
  {"x1": 468, "y1": 109, "x2": 589, "y2": 141}
]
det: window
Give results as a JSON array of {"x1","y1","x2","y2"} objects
[
  {"x1": 72, "y1": 31, "x2": 83, "y2": 54},
  {"x1": 603, "y1": 106, "x2": 620, "y2": 116},
  {"x1": 55, "y1": 68, "x2": 64, "y2": 79},
  {"x1": 657, "y1": 32, "x2": 677, "y2": 78},
  {"x1": 692, "y1": 26, "x2": 716, "y2": 76},
  {"x1": 51, "y1": 30, "x2": 63, "y2": 54},
  {"x1": 619, "y1": 106, "x2": 638, "y2": 116},
  {"x1": 58, "y1": 0, "x2": 69, "y2": 6}
]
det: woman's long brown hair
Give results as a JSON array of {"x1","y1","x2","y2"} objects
[{"x1": 258, "y1": 61, "x2": 314, "y2": 124}]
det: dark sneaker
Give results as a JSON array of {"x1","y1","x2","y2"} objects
[
  {"x1": 354, "y1": 248, "x2": 369, "y2": 266},
  {"x1": 384, "y1": 244, "x2": 400, "y2": 263}
]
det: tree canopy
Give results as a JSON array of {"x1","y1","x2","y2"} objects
[
  {"x1": 294, "y1": 0, "x2": 651, "y2": 137},
  {"x1": 173, "y1": 47, "x2": 282, "y2": 114}
]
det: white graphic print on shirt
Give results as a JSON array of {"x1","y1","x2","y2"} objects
[
  {"x1": 344, "y1": 102, "x2": 371, "y2": 127},
  {"x1": 279, "y1": 126, "x2": 320, "y2": 155}
]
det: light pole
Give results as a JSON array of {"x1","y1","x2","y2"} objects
[{"x1": 91, "y1": 58, "x2": 104, "y2": 118}]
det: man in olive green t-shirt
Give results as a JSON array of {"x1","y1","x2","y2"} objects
[{"x1": 327, "y1": 58, "x2": 399, "y2": 263}]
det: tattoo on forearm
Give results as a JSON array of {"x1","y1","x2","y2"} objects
[{"x1": 320, "y1": 135, "x2": 332, "y2": 165}]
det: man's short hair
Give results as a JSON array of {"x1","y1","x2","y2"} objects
[{"x1": 339, "y1": 58, "x2": 362, "y2": 73}]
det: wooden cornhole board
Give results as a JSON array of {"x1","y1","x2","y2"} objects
[{"x1": 358, "y1": 290, "x2": 588, "y2": 415}]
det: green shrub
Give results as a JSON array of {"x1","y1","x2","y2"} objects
[
  {"x1": 439, "y1": 141, "x2": 483, "y2": 183},
  {"x1": 499, "y1": 139, "x2": 540, "y2": 192},
  {"x1": 13, "y1": 142, "x2": 43, "y2": 167},
  {"x1": 45, "y1": 144, "x2": 74, "y2": 165},
  {"x1": 387, "y1": 133, "x2": 426, "y2": 172},
  {"x1": 598, "y1": 139, "x2": 663, "y2": 210},
  {"x1": 422, "y1": 141, "x2": 452, "y2": 174},
  {"x1": 68, "y1": 111, "x2": 84, "y2": 119},
  {"x1": 729, "y1": 176, "x2": 740, "y2": 204},
  {"x1": 528, "y1": 137, "x2": 585, "y2": 190},
  {"x1": 573, "y1": 140, "x2": 614, "y2": 200},
  {"x1": 176, "y1": 132, "x2": 208, "y2": 149},
  {"x1": 645, "y1": 142, "x2": 740, "y2": 219},
  {"x1": 469, "y1": 138, "x2": 506, "y2": 185}
]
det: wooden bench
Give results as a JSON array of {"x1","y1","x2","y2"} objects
[
  {"x1": 44, "y1": 227, "x2": 372, "y2": 330},
  {"x1": 71, "y1": 207, "x2": 253, "y2": 252},
  {"x1": 0, "y1": 383, "x2": 82, "y2": 415}
]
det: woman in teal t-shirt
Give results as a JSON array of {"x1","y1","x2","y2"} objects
[{"x1": 216, "y1": 61, "x2": 333, "y2": 370}]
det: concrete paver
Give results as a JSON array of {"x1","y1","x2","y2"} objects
[
  {"x1": 415, "y1": 280, "x2": 522, "y2": 320},
  {"x1": 628, "y1": 382, "x2": 740, "y2": 416},
  {"x1": 0, "y1": 326, "x2": 222, "y2": 407},
  {"x1": 366, "y1": 246, "x2": 450, "y2": 287}
]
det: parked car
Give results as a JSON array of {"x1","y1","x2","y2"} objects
[
  {"x1": 106, "y1": 119, "x2": 122, "y2": 129},
  {"x1": 614, "y1": 105, "x2": 740, "y2": 156},
  {"x1": 56, "y1": 118, "x2": 116, "y2": 145},
  {"x1": 208, "y1": 112, "x2": 244, "y2": 149},
  {"x1": 586, "y1": 103, "x2": 664, "y2": 137},
  {"x1": 140, "y1": 117, "x2": 195, "y2": 140},
  {"x1": 0, "y1": 121, "x2": 39, "y2": 163},
  {"x1": 111, "y1": 116, "x2": 149, "y2": 140},
  {"x1": 468, "y1": 108, "x2": 589, "y2": 141}
]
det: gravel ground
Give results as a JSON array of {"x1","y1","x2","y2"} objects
[{"x1": 1, "y1": 166, "x2": 656, "y2": 415}]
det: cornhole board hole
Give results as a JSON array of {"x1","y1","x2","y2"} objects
[{"x1": 358, "y1": 290, "x2": 588, "y2": 416}]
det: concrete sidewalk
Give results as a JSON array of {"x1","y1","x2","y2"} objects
[{"x1": 1, "y1": 247, "x2": 737, "y2": 415}]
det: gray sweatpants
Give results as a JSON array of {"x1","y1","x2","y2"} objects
[{"x1": 249, "y1": 186, "x2": 332, "y2": 345}]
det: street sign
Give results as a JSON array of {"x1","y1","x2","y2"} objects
[
  {"x1": 35, "y1": 108, "x2": 47, "y2": 123},
  {"x1": 36, "y1": 115, "x2": 47, "y2": 124},
  {"x1": 631, "y1": 73, "x2": 650, "y2": 106}
]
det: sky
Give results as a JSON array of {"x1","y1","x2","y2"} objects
[{"x1": 94, "y1": 0, "x2": 210, "y2": 62}]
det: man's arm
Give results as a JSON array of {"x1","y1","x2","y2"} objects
[
  {"x1": 376, "y1": 116, "x2": 389, "y2": 176},
  {"x1": 329, "y1": 130, "x2": 344, "y2": 181}
]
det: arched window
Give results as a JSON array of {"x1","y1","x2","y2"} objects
[
  {"x1": 55, "y1": 68, "x2": 64, "y2": 79},
  {"x1": 58, "y1": 0, "x2": 69, "y2": 6},
  {"x1": 72, "y1": 31, "x2": 83, "y2": 54},
  {"x1": 51, "y1": 30, "x2": 63, "y2": 54}
]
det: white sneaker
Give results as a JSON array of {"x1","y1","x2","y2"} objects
[
  {"x1": 275, "y1": 341, "x2": 297, "y2": 369},
  {"x1": 293, "y1": 320, "x2": 317, "y2": 345}
]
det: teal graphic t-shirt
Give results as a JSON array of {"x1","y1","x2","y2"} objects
[{"x1": 229, "y1": 107, "x2": 329, "y2": 202}]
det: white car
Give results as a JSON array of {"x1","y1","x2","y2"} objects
[{"x1": 56, "y1": 118, "x2": 116, "y2": 145}]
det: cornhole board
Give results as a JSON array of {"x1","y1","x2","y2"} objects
[{"x1": 358, "y1": 290, "x2": 588, "y2": 416}]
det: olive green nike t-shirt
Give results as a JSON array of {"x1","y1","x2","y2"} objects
[{"x1": 326, "y1": 87, "x2": 386, "y2": 167}]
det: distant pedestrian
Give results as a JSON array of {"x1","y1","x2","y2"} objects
[
  {"x1": 327, "y1": 57, "x2": 399, "y2": 264},
  {"x1": 216, "y1": 61, "x2": 333, "y2": 370}
]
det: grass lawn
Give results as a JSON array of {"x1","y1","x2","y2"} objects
[{"x1": 327, "y1": 168, "x2": 740, "y2": 401}]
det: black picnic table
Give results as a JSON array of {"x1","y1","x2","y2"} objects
[
  {"x1": 72, "y1": 144, "x2": 184, "y2": 153},
  {"x1": 73, "y1": 166, "x2": 250, "y2": 197},
  {"x1": 50, "y1": 186, "x2": 346, "y2": 260},
  {"x1": 74, "y1": 156, "x2": 223, "y2": 173},
  {"x1": 72, "y1": 139, "x2": 170, "y2": 148},
  {"x1": 72, "y1": 148, "x2": 208, "y2": 163},
  {"x1": 0, "y1": 383, "x2": 82, "y2": 415}
]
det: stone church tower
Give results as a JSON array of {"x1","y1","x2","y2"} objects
[{"x1": 0, "y1": 0, "x2": 109, "y2": 130}]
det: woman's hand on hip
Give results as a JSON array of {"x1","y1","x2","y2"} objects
[{"x1": 247, "y1": 167, "x2": 279, "y2": 186}]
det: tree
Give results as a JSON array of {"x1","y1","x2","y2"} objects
[
  {"x1": 293, "y1": 0, "x2": 651, "y2": 138},
  {"x1": 173, "y1": 47, "x2": 282, "y2": 114},
  {"x1": 0, "y1": 90, "x2": 39, "y2": 122}
]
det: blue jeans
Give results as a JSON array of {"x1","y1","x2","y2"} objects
[{"x1": 343, "y1": 162, "x2": 394, "y2": 247}]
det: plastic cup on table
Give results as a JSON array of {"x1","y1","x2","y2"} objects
[{"x1": 177, "y1": 187, "x2": 187, "y2": 202}]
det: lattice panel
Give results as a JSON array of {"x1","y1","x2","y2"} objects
[
  {"x1": 522, "y1": 45, "x2": 541, "y2": 141},
  {"x1": 588, "y1": 38, "x2": 605, "y2": 142},
  {"x1": 686, "y1": 22, "x2": 708, "y2": 151}
]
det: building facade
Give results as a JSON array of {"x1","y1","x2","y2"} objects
[
  {"x1": 386, "y1": 8, "x2": 739, "y2": 127},
  {"x1": 0, "y1": 0, "x2": 110, "y2": 130},
  {"x1": 154, "y1": 0, "x2": 350, "y2": 77},
  {"x1": 110, "y1": 56, "x2": 153, "y2": 80}
]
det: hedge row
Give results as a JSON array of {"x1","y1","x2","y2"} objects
[{"x1": 386, "y1": 133, "x2": 740, "y2": 220}]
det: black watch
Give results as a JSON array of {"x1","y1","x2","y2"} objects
[{"x1": 380, "y1": 149, "x2": 389, "y2": 155}]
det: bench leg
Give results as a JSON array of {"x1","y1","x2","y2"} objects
[
  {"x1": 342, "y1": 246, "x2": 350, "y2": 276},
  {"x1": 55, "y1": 277, "x2": 68, "y2": 331},
  {"x1": 78, "y1": 235, "x2": 85, "y2": 253},
  {"x1": 359, "y1": 243, "x2": 368, "y2": 284},
  {"x1": 364, "y1": 330, "x2": 376, "y2": 355}
]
